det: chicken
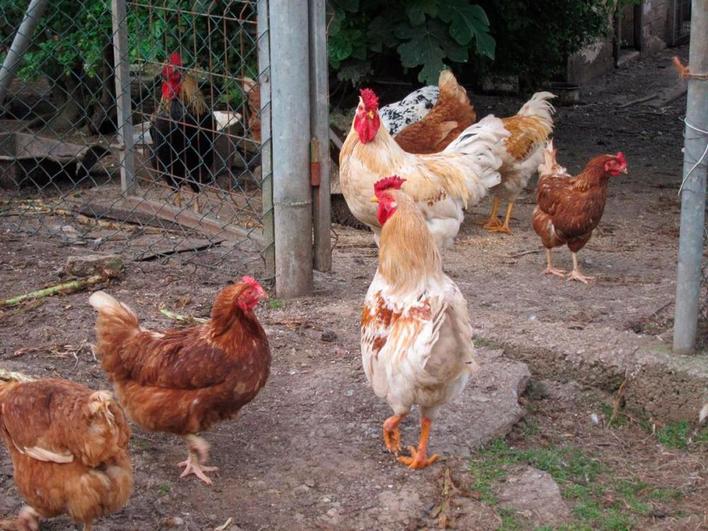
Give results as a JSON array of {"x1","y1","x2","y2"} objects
[
  {"x1": 339, "y1": 88, "x2": 508, "y2": 249},
  {"x1": 532, "y1": 144, "x2": 628, "y2": 283},
  {"x1": 150, "y1": 52, "x2": 216, "y2": 213},
  {"x1": 393, "y1": 70, "x2": 476, "y2": 154},
  {"x1": 88, "y1": 276, "x2": 270, "y2": 485},
  {"x1": 0, "y1": 370, "x2": 132, "y2": 531},
  {"x1": 483, "y1": 92, "x2": 556, "y2": 234},
  {"x1": 361, "y1": 177, "x2": 477, "y2": 469},
  {"x1": 242, "y1": 76, "x2": 261, "y2": 143},
  {"x1": 242, "y1": 78, "x2": 437, "y2": 144},
  {"x1": 379, "y1": 85, "x2": 439, "y2": 136}
]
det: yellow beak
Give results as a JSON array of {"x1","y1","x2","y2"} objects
[
  {"x1": 370, "y1": 195, "x2": 379, "y2": 203},
  {"x1": 621, "y1": 167, "x2": 628, "y2": 174}
]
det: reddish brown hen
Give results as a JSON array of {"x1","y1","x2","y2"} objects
[
  {"x1": 532, "y1": 144, "x2": 627, "y2": 283},
  {"x1": 0, "y1": 371, "x2": 132, "y2": 531},
  {"x1": 89, "y1": 276, "x2": 270, "y2": 485},
  {"x1": 393, "y1": 70, "x2": 476, "y2": 154}
]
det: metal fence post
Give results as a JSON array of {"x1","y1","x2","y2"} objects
[
  {"x1": 673, "y1": 0, "x2": 707, "y2": 354},
  {"x1": 111, "y1": 0, "x2": 136, "y2": 194},
  {"x1": 0, "y1": 0, "x2": 49, "y2": 105},
  {"x1": 269, "y1": 0, "x2": 313, "y2": 297},
  {"x1": 309, "y1": 0, "x2": 332, "y2": 273},
  {"x1": 258, "y1": 0, "x2": 275, "y2": 279}
]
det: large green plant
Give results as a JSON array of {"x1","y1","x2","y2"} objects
[
  {"x1": 328, "y1": 0, "x2": 495, "y2": 85},
  {"x1": 476, "y1": 0, "x2": 613, "y2": 84}
]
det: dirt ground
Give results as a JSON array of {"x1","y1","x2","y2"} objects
[{"x1": 1, "y1": 46, "x2": 706, "y2": 530}]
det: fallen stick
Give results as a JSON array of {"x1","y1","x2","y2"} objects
[
  {"x1": 159, "y1": 307, "x2": 208, "y2": 324},
  {"x1": 618, "y1": 93, "x2": 658, "y2": 108},
  {"x1": 506, "y1": 249, "x2": 542, "y2": 259},
  {"x1": 0, "y1": 275, "x2": 106, "y2": 307}
]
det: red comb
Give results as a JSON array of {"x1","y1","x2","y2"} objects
[
  {"x1": 241, "y1": 275, "x2": 261, "y2": 288},
  {"x1": 615, "y1": 152, "x2": 627, "y2": 165},
  {"x1": 360, "y1": 88, "x2": 379, "y2": 111},
  {"x1": 169, "y1": 52, "x2": 183, "y2": 67},
  {"x1": 374, "y1": 176, "x2": 406, "y2": 194}
]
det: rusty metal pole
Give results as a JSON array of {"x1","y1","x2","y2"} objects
[{"x1": 673, "y1": 0, "x2": 707, "y2": 354}]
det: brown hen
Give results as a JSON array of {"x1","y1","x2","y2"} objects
[
  {"x1": 89, "y1": 276, "x2": 270, "y2": 485},
  {"x1": 532, "y1": 144, "x2": 627, "y2": 283},
  {"x1": 0, "y1": 371, "x2": 132, "y2": 531},
  {"x1": 394, "y1": 70, "x2": 476, "y2": 154}
]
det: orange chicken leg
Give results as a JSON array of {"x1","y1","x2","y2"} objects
[
  {"x1": 178, "y1": 434, "x2": 218, "y2": 485},
  {"x1": 383, "y1": 414, "x2": 404, "y2": 454},
  {"x1": 397, "y1": 417, "x2": 439, "y2": 470},
  {"x1": 486, "y1": 201, "x2": 514, "y2": 234},
  {"x1": 482, "y1": 197, "x2": 502, "y2": 230}
]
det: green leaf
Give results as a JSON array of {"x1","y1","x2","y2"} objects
[
  {"x1": 367, "y1": 15, "x2": 401, "y2": 52},
  {"x1": 405, "y1": 0, "x2": 439, "y2": 26},
  {"x1": 438, "y1": 0, "x2": 494, "y2": 56},
  {"x1": 395, "y1": 21, "x2": 448, "y2": 84}
]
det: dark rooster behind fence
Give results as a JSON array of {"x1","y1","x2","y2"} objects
[{"x1": 149, "y1": 52, "x2": 216, "y2": 213}]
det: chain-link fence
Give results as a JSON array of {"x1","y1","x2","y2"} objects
[{"x1": 0, "y1": 0, "x2": 273, "y2": 279}]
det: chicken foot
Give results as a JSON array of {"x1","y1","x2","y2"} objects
[
  {"x1": 177, "y1": 434, "x2": 218, "y2": 485},
  {"x1": 543, "y1": 249, "x2": 566, "y2": 277},
  {"x1": 383, "y1": 414, "x2": 405, "y2": 454},
  {"x1": 397, "y1": 416, "x2": 439, "y2": 470},
  {"x1": 15, "y1": 506, "x2": 40, "y2": 531},
  {"x1": 486, "y1": 201, "x2": 514, "y2": 234},
  {"x1": 567, "y1": 253, "x2": 594, "y2": 284},
  {"x1": 482, "y1": 197, "x2": 502, "y2": 230}
]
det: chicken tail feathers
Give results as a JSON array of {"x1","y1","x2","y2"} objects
[
  {"x1": 89, "y1": 291, "x2": 140, "y2": 368},
  {"x1": 442, "y1": 115, "x2": 509, "y2": 203},
  {"x1": 516, "y1": 91, "x2": 556, "y2": 124}
]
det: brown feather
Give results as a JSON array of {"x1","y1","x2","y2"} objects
[
  {"x1": 394, "y1": 70, "x2": 476, "y2": 154},
  {"x1": 0, "y1": 379, "x2": 132, "y2": 527}
]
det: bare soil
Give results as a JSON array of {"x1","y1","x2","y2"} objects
[{"x1": 1, "y1": 46, "x2": 706, "y2": 530}]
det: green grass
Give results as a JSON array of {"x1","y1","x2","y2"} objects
[
  {"x1": 657, "y1": 421, "x2": 691, "y2": 449},
  {"x1": 268, "y1": 298, "x2": 284, "y2": 310},
  {"x1": 468, "y1": 438, "x2": 684, "y2": 531},
  {"x1": 157, "y1": 483, "x2": 171, "y2": 496}
]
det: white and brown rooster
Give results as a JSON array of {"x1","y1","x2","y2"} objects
[
  {"x1": 340, "y1": 88, "x2": 508, "y2": 250},
  {"x1": 361, "y1": 176, "x2": 477, "y2": 469}
]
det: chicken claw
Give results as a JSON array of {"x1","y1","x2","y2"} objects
[
  {"x1": 397, "y1": 445, "x2": 440, "y2": 470},
  {"x1": 16, "y1": 506, "x2": 40, "y2": 531},
  {"x1": 383, "y1": 415, "x2": 404, "y2": 454},
  {"x1": 567, "y1": 270, "x2": 594, "y2": 284},
  {"x1": 544, "y1": 266, "x2": 567, "y2": 277},
  {"x1": 178, "y1": 453, "x2": 218, "y2": 485},
  {"x1": 567, "y1": 253, "x2": 593, "y2": 284},
  {"x1": 178, "y1": 434, "x2": 218, "y2": 484},
  {"x1": 396, "y1": 416, "x2": 439, "y2": 470}
]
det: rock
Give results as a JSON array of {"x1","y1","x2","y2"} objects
[
  {"x1": 498, "y1": 466, "x2": 571, "y2": 527},
  {"x1": 161, "y1": 516, "x2": 185, "y2": 527},
  {"x1": 64, "y1": 254, "x2": 124, "y2": 278},
  {"x1": 293, "y1": 484, "x2": 310, "y2": 495},
  {"x1": 320, "y1": 331, "x2": 337, "y2": 342}
]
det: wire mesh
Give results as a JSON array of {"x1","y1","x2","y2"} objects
[{"x1": 0, "y1": 0, "x2": 270, "y2": 279}]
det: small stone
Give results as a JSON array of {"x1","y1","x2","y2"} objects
[
  {"x1": 294, "y1": 484, "x2": 310, "y2": 495},
  {"x1": 321, "y1": 331, "x2": 337, "y2": 342},
  {"x1": 161, "y1": 516, "x2": 185, "y2": 527},
  {"x1": 64, "y1": 254, "x2": 124, "y2": 278},
  {"x1": 498, "y1": 467, "x2": 571, "y2": 527},
  {"x1": 304, "y1": 478, "x2": 316, "y2": 488}
]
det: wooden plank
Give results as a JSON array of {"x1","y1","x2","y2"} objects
[
  {"x1": 121, "y1": 196, "x2": 264, "y2": 245},
  {"x1": 75, "y1": 202, "x2": 185, "y2": 232}
]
